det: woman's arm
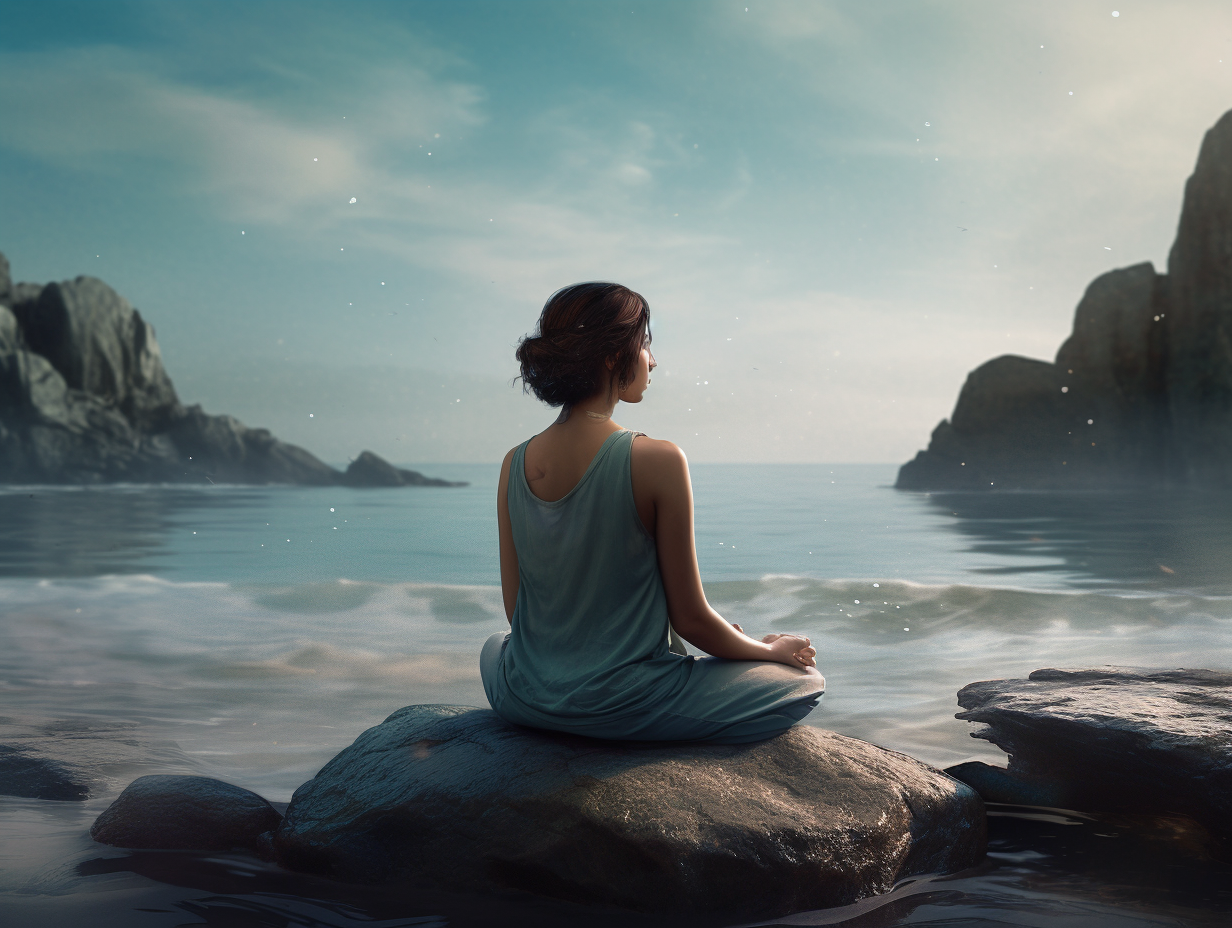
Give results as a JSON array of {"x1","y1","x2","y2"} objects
[
  {"x1": 497, "y1": 447, "x2": 519, "y2": 623},
  {"x1": 632, "y1": 437, "x2": 816, "y2": 668}
]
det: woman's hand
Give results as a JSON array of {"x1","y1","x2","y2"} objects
[{"x1": 762, "y1": 633, "x2": 817, "y2": 669}]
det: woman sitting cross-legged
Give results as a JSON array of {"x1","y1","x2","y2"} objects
[{"x1": 481, "y1": 282, "x2": 823, "y2": 744}]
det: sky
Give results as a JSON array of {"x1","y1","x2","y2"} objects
[{"x1": 2, "y1": 0, "x2": 1231, "y2": 465}]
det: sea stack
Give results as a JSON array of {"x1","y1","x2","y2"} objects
[
  {"x1": 897, "y1": 109, "x2": 1232, "y2": 491},
  {"x1": 0, "y1": 254, "x2": 464, "y2": 487}
]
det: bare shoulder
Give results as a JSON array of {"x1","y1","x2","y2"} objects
[
  {"x1": 631, "y1": 434, "x2": 689, "y2": 476},
  {"x1": 498, "y1": 445, "x2": 519, "y2": 488}
]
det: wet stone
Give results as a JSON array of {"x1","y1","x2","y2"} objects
[
  {"x1": 91, "y1": 774, "x2": 282, "y2": 854},
  {"x1": 948, "y1": 667, "x2": 1232, "y2": 848},
  {"x1": 274, "y1": 704, "x2": 986, "y2": 919}
]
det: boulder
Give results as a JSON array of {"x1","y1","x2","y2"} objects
[
  {"x1": 274, "y1": 705, "x2": 985, "y2": 919},
  {"x1": 342, "y1": 450, "x2": 468, "y2": 487},
  {"x1": 91, "y1": 774, "x2": 282, "y2": 853},
  {"x1": 947, "y1": 668, "x2": 1232, "y2": 846},
  {"x1": 898, "y1": 108, "x2": 1232, "y2": 490},
  {"x1": 0, "y1": 251, "x2": 466, "y2": 487}
]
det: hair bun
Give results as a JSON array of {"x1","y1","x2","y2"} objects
[{"x1": 515, "y1": 283, "x2": 650, "y2": 408}]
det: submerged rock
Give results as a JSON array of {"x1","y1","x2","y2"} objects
[
  {"x1": 91, "y1": 774, "x2": 281, "y2": 853},
  {"x1": 274, "y1": 705, "x2": 985, "y2": 919},
  {"x1": 0, "y1": 254, "x2": 465, "y2": 487},
  {"x1": 0, "y1": 715, "x2": 191, "y2": 801},
  {"x1": 898, "y1": 109, "x2": 1232, "y2": 489},
  {"x1": 947, "y1": 668, "x2": 1232, "y2": 845}
]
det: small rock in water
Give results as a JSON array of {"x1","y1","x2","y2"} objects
[
  {"x1": 91, "y1": 774, "x2": 282, "y2": 854},
  {"x1": 0, "y1": 715, "x2": 190, "y2": 801}
]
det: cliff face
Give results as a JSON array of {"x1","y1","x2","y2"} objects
[
  {"x1": 0, "y1": 256, "x2": 463, "y2": 487},
  {"x1": 898, "y1": 109, "x2": 1232, "y2": 491}
]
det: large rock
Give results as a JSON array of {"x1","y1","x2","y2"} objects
[
  {"x1": 898, "y1": 109, "x2": 1232, "y2": 490},
  {"x1": 342, "y1": 450, "x2": 467, "y2": 487},
  {"x1": 1167, "y1": 110, "x2": 1232, "y2": 485},
  {"x1": 10, "y1": 277, "x2": 179, "y2": 430},
  {"x1": 274, "y1": 705, "x2": 985, "y2": 919},
  {"x1": 947, "y1": 668, "x2": 1232, "y2": 846},
  {"x1": 0, "y1": 253, "x2": 465, "y2": 487},
  {"x1": 91, "y1": 774, "x2": 281, "y2": 853}
]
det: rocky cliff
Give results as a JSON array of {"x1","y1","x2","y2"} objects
[
  {"x1": 0, "y1": 254, "x2": 463, "y2": 487},
  {"x1": 898, "y1": 109, "x2": 1232, "y2": 490}
]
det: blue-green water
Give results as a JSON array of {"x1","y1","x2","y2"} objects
[{"x1": 2, "y1": 463, "x2": 1231, "y2": 926}]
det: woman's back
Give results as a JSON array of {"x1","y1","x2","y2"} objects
[
  {"x1": 481, "y1": 280, "x2": 822, "y2": 744},
  {"x1": 497, "y1": 429, "x2": 684, "y2": 720}
]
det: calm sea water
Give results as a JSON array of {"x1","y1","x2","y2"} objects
[{"x1": 2, "y1": 462, "x2": 1231, "y2": 927}]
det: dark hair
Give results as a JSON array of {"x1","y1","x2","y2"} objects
[{"x1": 515, "y1": 282, "x2": 651, "y2": 408}]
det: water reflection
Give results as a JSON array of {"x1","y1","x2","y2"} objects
[
  {"x1": 0, "y1": 487, "x2": 255, "y2": 578},
  {"x1": 922, "y1": 490, "x2": 1232, "y2": 593}
]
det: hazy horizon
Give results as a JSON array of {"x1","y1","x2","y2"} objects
[{"x1": 4, "y1": 1, "x2": 1231, "y2": 464}]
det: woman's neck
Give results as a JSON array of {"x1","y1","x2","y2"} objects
[{"x1": 557, "y1": 387, "x2": 619, "y2": 427}]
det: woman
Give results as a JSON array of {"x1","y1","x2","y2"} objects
[{"x1": 481, "y1": 282, "x2": 823, "y2": 744}]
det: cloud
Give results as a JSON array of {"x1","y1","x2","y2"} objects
[{"x1": 0, "y1": 45, "x2": 482, "y2": 224}]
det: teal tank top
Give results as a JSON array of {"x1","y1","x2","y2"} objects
[{"x1": 483, "y1": 428, "x2": 823, "y2": 743}]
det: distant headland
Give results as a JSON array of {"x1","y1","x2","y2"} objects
[
  {"x1": 898, "y1": 108, "x2": 1232, "y2": 491},
  {"x1": 0, "y1": 254, "x2": 465, "y2": 487}
]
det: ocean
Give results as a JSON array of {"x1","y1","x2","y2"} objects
[{"x1": 2, "y1": 462, "x2": 1231, "y2": 927}]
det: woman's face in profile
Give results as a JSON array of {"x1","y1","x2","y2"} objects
[{"x1": 620, "y1": 345, "x2": 656, "y2": 404}]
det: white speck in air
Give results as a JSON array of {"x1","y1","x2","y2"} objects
[
  {"x1": 854, "y1": 600, "x2": 860, "y2": 604},
  {"x1": 434, "y1": 133, "x2": 440, "y2": 138},
  {"x1": 1105, "y1": 246, "x2": 1112, "y2": 250},
  {"x1": 1112, "y1": 10, "x2": 1120, "y2": 16},
  {"x1": 349, "y1": 197, "x2": 357, "y2": 203},
  {"x1": 925, "y1": 121, "x2": 930, "y2": 126},
  {"x1": 309, "y1": 413, "x2": 314, "y2": 418},
  {"x1": 1069, "y1": 91, "x2": 1074, "y2": 95},
  {"x1": 330, "y1": 508, "x2": 335, "y2": 512},
  {"x1": 1062, "y1": 386, "x2": 1069, "y2": 393},
  {"x1": 873, "y1": 583, "x2": 879, "y2": 587},
  {"x1": 313, "y1": 158, "x2": 318, "y2": 162},
  {"x1": 1088, "y1": 419, "x2": 1094, "y2": 425},
  {"x1": 904, "y1": 627, "x2": 910, "y2": 632},
  {"x1": 241, "y1": 231, "x2": 245, "y2": 235},
  {"x1": 381, "y1": 282, "x2": 385, "y2": 285}
]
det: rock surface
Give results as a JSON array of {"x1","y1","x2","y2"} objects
[
  {"x1": 0, "y1": 715, "x2": 192, "y2": 801},
  {"x1": 0, "y1": 254, "x2": 465, "y2": 486},
  {"x1": 342, "y1": 449, "x2": 464, "y2": 487},
  {"x1": 947, "y1": 668, "x2": 1232, "y2": 844},
  {"x1": 91, "y1": 774, "x2": 282, "y2": 853},
  {"x1": 898, "y1": 109, "x2": 1232, "y2": 489},
  {"x1": 274, "y1": 704, "x2": 985, "y2": 918}
]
